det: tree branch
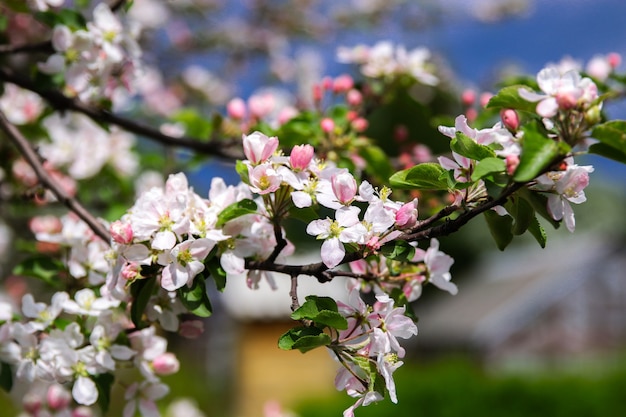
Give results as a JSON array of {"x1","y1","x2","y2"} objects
[
  {"x1": 0, "y1": 110, "x2": 112, "y2": 243},
  {"x1": 0, "y1": 67, "x2": 243, "y2": 159}
]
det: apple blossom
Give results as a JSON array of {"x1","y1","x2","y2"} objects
[{"x1": 242, "y1": 131, "x2": 279, "y2": 164}]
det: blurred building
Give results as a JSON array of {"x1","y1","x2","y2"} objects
[{"x1": 412, "y1": 233, "x2": 626, "y2": 368}]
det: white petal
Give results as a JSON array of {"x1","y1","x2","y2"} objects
[{"x1": 73, "y1": 376, "x2": 98, "y2": 405}]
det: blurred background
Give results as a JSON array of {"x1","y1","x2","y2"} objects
[{"x1": 2, "y1": 0, "x2": 626, "y2": 416}]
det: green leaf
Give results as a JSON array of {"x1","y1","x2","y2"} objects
[
  {"x1": 12, "y1": 255, "x2": 65, "y2": 289},
  {"x1": 235, "y1": 160, "x2": 250, "y2": 184},
  {"x1": 288, "y1": 205, "x2": 319, "y2": 224},
  {"x1": 2, "y1": 0, "x2": 30, "y2": 12},
  {"x1": 451, "y1": 132, "x2": 496, "y2": 161},
  {"x1": 0, "y1": 362, "x2": 13, "y2": 392},
  {"x1": 518, "y1": 188, "x2": 560, "y2": 229},
  {"x1": 484, "y1": 210, "x2": 514, "y2": 251},
  {"x1": 178, "y1": 278, "x2": 212, "y2": 318},
  {"x1": 35, "y1": 9, "x2": 87, "y2": 29},
  {"x1": 513, "y1": 122, "x2": 562, "y2": 182},
  {"x1": 590, "y1": 120, "x2": 626, "y2": 160},
  {"x1": 389, "y1": 163, "x2": 449, "y2": 190},
  {"x1": 205, "y1": 257, "x2": 227, "y2": 292},
  {"x1": 527, "y1": 216, "x2": 547, "y2": 248},
  {"x1": 507, "y1": 196, "x2": 535, "y2": 235},
  {"x1": 291, "y1": 296, "x2": 348, "y2": 330},
  {"x1": 171, "y1": 108, "x2": 213, "y2": 140},
  {"x1": 589, "y1": 142, "x2": 626, "y2": 164},
  {"x1": 380, "y1": 240, "x2": 416, "y2": 262},
  {"x1": 486, "y1": 84, "x2": 540, "y2": 113},
  {"x1": 216, "y1": 199, "x2": 257, "y2": 227},
  {"x1": 471, "y1": 157, "x2": 506, "y2": 181},
  {"x1": 130, "y1": 277, "x2": 156, "y2": 328},
  {"x1": 93, "y1": 373, "x2": 114, "y2": 414},
  {"x1": 278, "y1": 326, "x2": 331, "y2": 353}
]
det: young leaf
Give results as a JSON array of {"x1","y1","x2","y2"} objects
[
  {"x1": 0, "y1": 362, "x2": 13, "y2": 392},
  {"x1": 381, "y1": 240, "x2": 416, "y2": 262},
  {"x1": 513, "y1": 123, "x2": 561, "y2": 182},
  {"x1": 291, "y1": 296, "x2": 348, "y2": 330},
  {"x1": 527, "y1": 215, "x2": 547, "y2": 248},
  {"x1": 451, "y1": 132, "x2": 495, "y2": 161},
  {"x1": 216, "y1": 199, "x2": 257, "y2": 227},
  {"x1": 12, "y1": 256, "x2": 66, "y2": 289},
  {"x1": 484, "y1": 210, "x2": 514, "y2": 251},
  {"x1": 205, "y1": 258, "x2": 227, "y2": 292},
  {"x1": 278, "y1": 326, "x2": 331, "y2": 353},
  {"x1": 486, "y1": 84, "x2": 539, "y2": 113},
  {"x1": 130, "y1": 277, "x2": 157, "y2": 328},
  {"x1": 389, "y1": 163, "x2": 449, "y2": 190},
  {"x1": 178, "y1": 278, "x2": 212, "y2": 318},
  {"x1": 590, "y1": 120, "x2": 626, "y2": 158},
  {"x1": 507, "y1": 196, "x2": 535, "y2": 235},
  {"x1": 471, "y1": 157, "x2": 506, "y2": 182},
  {"x1": 93, "y1": 373, "x2": 114, "y2": 414},
  {"x1": 235, "y1": 160, "x2": 250, "y2": 184},
  {"x1": 589, "y1": 142, "x2": 626, "y2": 164}
]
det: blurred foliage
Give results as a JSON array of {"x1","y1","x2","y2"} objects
[{"x1": 296, "y1": 355, "x2": 626, "y2": 417}]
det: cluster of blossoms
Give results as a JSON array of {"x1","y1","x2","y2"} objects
[
  {"x1": 337, "y1": 41, "x2": 439, "y2": 86},
  {"x1": 0, "y1": 290, "x2": 178, "y2": 411},
  {"x1": 332, "y1": 290, "x2": 417, "y2": 417},
  {"x1": 38, "y1": 3, "x2": 142, "y2": 104}
]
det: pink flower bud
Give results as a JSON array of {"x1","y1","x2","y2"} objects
[
  {"x1": 72, "y1": 406, "x2": 94, "y2": 417},
  {"x1": 500, "y1": 109, "x2": 520, "y2": 131},
  {"x1": 395, "y1": 199, "x2": 419, "y2": 229},
  {"x1": 346, "y1": 89, "x2": 363, "y2": 107},
  {"x1": 394, "y1": 125, "x2": 409, "y2": 143},
  {"x1": 152, "y1": 352, "x2": 180, "y2": 375},
  {"x1": 179, "y1": 320, "x2": 204, "y2": 339},
  {"x1": 243, "y1": 131, "x2": 279, "y2": 164},
  {"x1": 506, "y1": 155, "x2": 520, "y2": 176},
  {"x1": 331, "y1": 172, "x2": 357, "y2": 204},
  {"x1": 333, "y1": 74, "x2": 354, "y2": 93},
  {"x1": 29, "y1": 215, "x2": 62, "y2": 235},
  {"x1": 227, "y1": 97, "x2": 247, "y2": 120},
  {"x1": 47, "y1": 384, "x2": 72, "y2": 411},
  {"x1": 290, "y1": 144, "x2": 315, "y2": 171},
  {"x1": 110, "y1": 220, "x2": 133, "y2": 244},
  {"x1": 12, "y1": 158, "x2": 38, "y2": 187},
  {"x1": 608, "y1": 52, "x2": 622, "y2": 69},
  {"x1": 320, "y1": 117, "x2": 335, "y2": 133},
  {"x1": 480, "y1": 92, "x2": 493, "y2": 108},
  {"x1": 321, "y1": 76, "x2": 333, "y2": 90},
  {"x1": 121, "y1": 263, "x2": 141, "y2": 281},
  {"x1": 351, "y1": 117, "x2": 368, "y2": 132},
  {"x1": 312, "y1": 83, "x2": 323, "y2": 103},
  {"x1": 23, "y1": 392, "x2": 42, "y2": 414},
  {"x1": 461, "y1": 89, "x2": 476, "y2": 106},
  {"x1": 465, "y1": 108, "x2": 477, "y2": 123},
  {"x1": 346, "y1": 110, "x2": 358, "y2": 121}
]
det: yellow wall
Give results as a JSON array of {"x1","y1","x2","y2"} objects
[{"x1": 235, "y1": 321, "x2": 338, "y2": 417}]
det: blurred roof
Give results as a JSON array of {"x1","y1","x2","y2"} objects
[{"x1": 412, "y1": 232, "x2": 625, "y2": 351}]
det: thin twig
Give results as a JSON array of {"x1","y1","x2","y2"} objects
[
  {"x1": 0, "y1": 68, "x2": 243, "y2": 159},
  {"x1": 289, "y1": 275, "x2": 299, "y2": 312},
  {"x1": 0, "y1": 110, "x2": 111, "y2": 243}
]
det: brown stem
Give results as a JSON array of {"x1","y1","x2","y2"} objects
[
  {"x1": 289, "y1": 275, "x2": 299, "y2": 312},
  {"x1": 0, "y1": 67, "x2": 243, "y2": 159},
  {"x1": 0, "y1": 110, "x2": 111, "y2": 243}
]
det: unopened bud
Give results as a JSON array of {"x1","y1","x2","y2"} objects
[
  {"x1": 72, "y1": 406, "x2": 94, "y2": 417},
  {"x1": 47, "y1": 384, "x2": 72, "y2": 411},
  {"x1": 226, "y1": 98, "x2": 246, "y2": 120},
  {"x1": 584, "y1": 105, "x2": 602, "y2": 125},
  {"x1": 110, "y1": 220, "x2": 133, "y2": 244},
  {"x1": 506, "y1": 155, "x2": 520, "y2": 176},
  {"x1": 346, "y1": 89, "x2": 363, "y2": 107},
  {"x1": 152, "y1": 352, "x2": 180, "y2": 375},
  {"x1": 461, "y1": 89, "x2": 476, "y2": 106},
  {"x1": 351, "y1": 117, "x2": 368, "y2": 132},
  {"x1": 290, "y1": 144, "x2": 315, "y2": 171},
  {"x1": 608, "y1": 52, "x2": 622, "y2": 69},
  {"x1": 395, "y1": 199, "x2": 419, "y2": 229},
  {"x1": 480, "y1": 92, "x2": 493, "y2": 108},
  {"x1": 333, "y1": 74, "x2": 354, "y2": 93},
  {"x1": 500, "y1": 109, "x2": 520, "y2": 131},
  {"x1": 320, "y1": 118, "x2": 335, "y2": 133}
]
